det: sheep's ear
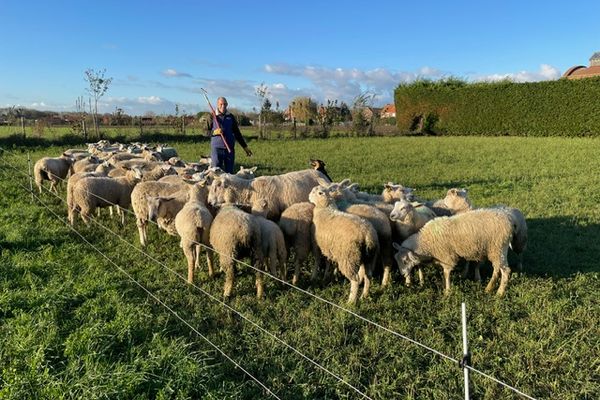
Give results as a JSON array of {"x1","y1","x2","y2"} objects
[
  {"x1": 348, "y1": 183, "x2": 360, "y2": 192},
  {"x1": 339, "y1": 178, "x2": 351, "y2": 187},
  {"x1": 197, "y1": 179, "x2": 208, "y2": 187},
  {"x1": 248, "y1": 166, "x2": 257, "y2": 172},
  {"x1": 258, "y1": 198, "x2": 268, "y2": 208}
]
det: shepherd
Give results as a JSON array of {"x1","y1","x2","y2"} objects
[{"x1": 202, "y1": 91, "x2": 253, "y2": 173}]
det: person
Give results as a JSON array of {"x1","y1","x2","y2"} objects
[{"x1": 207, "y1": 97, "x2": 252, "y2": 173}]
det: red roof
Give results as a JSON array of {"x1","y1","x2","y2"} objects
[
  {"x1": 381, "y1": 104, "x2": 396, "y2": 114},
  {"x1": 563, "y1": 65, "x2": 600, "y2": 79}
]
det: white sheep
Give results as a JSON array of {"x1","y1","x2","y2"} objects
[
  {"x1": 321, "y1": 180, "x2": 394, "y2": 286},
  {"x1": 33, "y1": 153, "x2": 75, "y2": 194},
  {"x1": 174, "y1": 178, "x2": 214, "y2": 284},
  {"x1": 71, "y1": 168, "x2": 143, "y2": 225},
  {"x1": 427, "y1": 188, "x2": 473, "y2": 216},
  {"x1": 66, "y1": 161, "x2": 114, "y2": 225},
  {"x1": 71, "y1": 155, "x2": 103, "y2": 173},
  {"x1": 309, "y1": 186, "x2": 379, "y2": 305},
  {"x1": 209, "y1": 205, "x2": 265, "y2": 299},
  {"x1": 254, "y1": 215, "x2": 287, "y2": 279},
  {"x1": 278, "y1": 202, "x2": 320, "y2": 285},
  {"x1": 393, "y1": 209, "x2": 516, "y2": 296},
  {"x1": 130, "y1": 179, "x2": 188, "y2": 246},
  {"x1": 389, "y1": 199, "x2": 438, "y2": 240},
  {"x1": 208, "y1": 168, "x2": 328, "y2": 220}
]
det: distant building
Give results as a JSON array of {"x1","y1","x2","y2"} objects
[
  {"x1": 380, "y1": 104, "x2": 396, "y2": 118},
  {"x1": 562, "y1": 52, "x2": 600, "y2": 79}
]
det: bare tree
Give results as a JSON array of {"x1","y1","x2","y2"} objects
[
  {"x1": 84, "y1": 68, "x2": 112, "y2": 138},
  {"x1": 255, "y1": 82, "x2": 268, "y2": 139}
]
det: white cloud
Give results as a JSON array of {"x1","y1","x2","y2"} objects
[
  {"x1": 137, "y1": 96, "x2": 163, "y2": 105},
  {"x1": 472, "y1": 64, "x2": 561, "y2": 83},
  {"x1": 161, "y1": 68, "x2": 193, "y2": 78},
  {"x1": 263, "y1": 63, "x2": 446, "y2": 106}
]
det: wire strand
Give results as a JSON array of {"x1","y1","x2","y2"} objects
[
  {"x1": 23, "y1": 165, "x2": 374, "y2": 399},
  {"x1": 14, "y1": 180, "x2": 282, "y2": 400},
  {"x1": 1, "y1": 149, "x2": 541, "y2": 400}
]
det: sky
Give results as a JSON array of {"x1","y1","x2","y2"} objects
[{"x1": 1, "y1": 0, "x2": 599, "y2": 116}]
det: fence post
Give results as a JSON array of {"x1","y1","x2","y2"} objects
[
  {"x1": 461, "y1": 302, "x2": 471, "y2": 400},
  {"x1": 21, "y1": 116, "x2": 26, "y2": 138},
  {"x1": 27, "y1": 152, "x2": 34, "y2": 202}
]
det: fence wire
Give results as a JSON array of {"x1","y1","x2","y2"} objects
[{"x1": 0, "y1": 148, "x2": 539, "y2": 400}]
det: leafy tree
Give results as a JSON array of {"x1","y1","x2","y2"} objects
[
  {"x1": 84, "y1": 68, "x2": 112, "y2": 138},
  {"x1": 289, "y1": 96, "x2": 317, "y2": 126}
]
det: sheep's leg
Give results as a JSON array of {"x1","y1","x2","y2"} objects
[
  {"x1": 348, "y1": 279, "x2": 360, "y2": 305},
  {"x1": 205, "y1": 251, "x2": 214, "y2": 278},
  {"x1": 182, "y1": 242, "x2": 195, "y2": 284},
  {"x1": 255, "y1": 269, "x2": 264, "y2": 300},
  {"x1": 473, "y1": 263, "x2": 481, "y2": 282},
  {"x1": 404, "y1": 272, "x2": 412, "y2": 287},
  {"x1": 119, "y1": 206, "x2": 126, "y2": 225},
  {"x1": 292, "y1": 258, "x2": 301, "y2": 285},
  {"x1": 494, "y1": 251, "x2": 511, "y2": 296},
  {"x1": 442, "y1": 265, "x2": 453, "y2": 295},
  {"x1": 360, "y1": 265, "x2": 370, "y2": 299},
  {"x1": 485, "y1": 265, "x2": 500, "y2": 293},
  {"x1": 461, "y1": 261, "x2": 470, "y2": 279},
  {"x1": 223, "y1": 258, "x2": 234, "y2": 299},
  {"x1": 267, "y1": 250, "x2": 278, "y2": 277},
  {"x1": 417, "y1": 268, "x2": 424, "y2": 286},
  {"x1": 381, "y1": 265, "x2": 391, "y2": 287},
  {"x1": 137, "y1": 219, "x2": 147, "y2": 246},
  {"x1": 194, "y1": 244, "x2": 202, "y2": 270}
]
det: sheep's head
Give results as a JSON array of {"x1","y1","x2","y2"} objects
[
  {"x1": 208, "y1": 175, "x2": 238, "y2": 207},
  {"x1": 383, "y1": 182, "x2": 416, "y2": 203},
  {"x1": 390, "y1": 199, "x2": 413, "y2": 222},
  {"x1": 444, "y1": 188, "x2": 472, "y2": 212},
  {"x1": 147, "y1": 195, "x2": 168, "y2": 222},
  {"x1": 167, "y1": 157, "x2": 186, "y2": 167},
  {"x1": 392, "y1": 242, "x2": 421, "y2": 277},
  {"x1": 236, "y1": 166, "x2": 257, "y2": 179},
  {"x1": 308, "y1": 186, "x2": 335, "y2": 208},
  {"x1": 310, "y1": 159, "x2": 325, "y2": 169}
]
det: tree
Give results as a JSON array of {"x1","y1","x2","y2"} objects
[
  {"x1": 289, "y1": 96, "x2": 317, "y2": 126},
  {"x1": 255, "y1": 82, "x2": 268, "y2": 139},
  {"x1": 84, "y1": 68, "x2": 112, "y2": 138},
  {"x1": 351, "y1": 92, "x2": 376, "y2": 136}
]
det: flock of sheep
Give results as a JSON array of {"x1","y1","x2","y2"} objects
[{"x1": 33, "y1": 140, "x2": 528, "y2": 304}]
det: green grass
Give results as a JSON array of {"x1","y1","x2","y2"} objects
[{"x1": 1, "y1": 136, "x2": 599, "y2": 399}]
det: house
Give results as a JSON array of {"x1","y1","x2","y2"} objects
[
  {"x1": 380, "y1": 103, "x2": 396, "y2": 118},
  {"x1": 562, "y1": 52, "x2": 600, "y2": 80}
]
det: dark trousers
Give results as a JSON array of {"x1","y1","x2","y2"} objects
[{"x1": 211, "y1": 147, "x2": 235, "y2": 173}]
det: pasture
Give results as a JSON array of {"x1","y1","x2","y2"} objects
[{"x1": 0, "y1": 135, "x2": 598, "y2": 399}]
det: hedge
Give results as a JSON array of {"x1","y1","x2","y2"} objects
[{"x1": 394, "y1": 77, "x2": 600, "y2": 136}]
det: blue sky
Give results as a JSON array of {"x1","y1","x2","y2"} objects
[{"x1": 1, "y1": 0, "x2": 599, "y2": 115}]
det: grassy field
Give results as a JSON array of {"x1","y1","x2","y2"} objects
[{"x1": 0, "y1": 135, "x2": 598, "y2": 399}]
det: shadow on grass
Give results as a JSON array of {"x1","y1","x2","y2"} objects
[
  {"x1": 523, "y1": 217, "x2": 600, "y2": 278},
  {"x1": 0, "y1": 132, "x2": 219, "y2": 150},
  {"x1": 0, "y1": 236, "x2": 71, "y2": 253}
]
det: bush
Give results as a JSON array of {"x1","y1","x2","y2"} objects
[{"x1": 394, "y1": 77, "x2": 600, "y2": 136}]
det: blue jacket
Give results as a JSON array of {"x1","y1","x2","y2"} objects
[{"x1": 210, "y1": 112, "x2": 247, "y2": 151}]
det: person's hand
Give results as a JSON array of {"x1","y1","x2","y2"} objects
[
  {"x1": 213, "y1": 128, "x2": 222, "y2": 136},
  {"x1": 244, "y1": 147, "x2": 253, "y2": 157}
]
